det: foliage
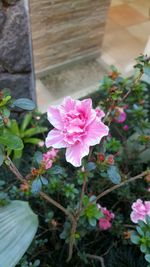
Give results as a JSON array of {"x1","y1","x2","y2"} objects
[
  {"x1": 0, "y1": 55, "x2": 150, "y2": 267},
  {"x1": 131, "y1": 216, "x2": 150, "y2": 265}
]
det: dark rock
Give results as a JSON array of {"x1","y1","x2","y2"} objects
[
  {"x1": 5, "y1": 0, "x2": 20, "y2": 6},
  {"x1": 0, "y1": 0, "x2": 32, "y2": 73},
  {"x1": 0, "y1": 73, "x2": 35, "y2": 100},
  {"x1": 0, "y1": 9, "x2": 6, "y2": 28}
]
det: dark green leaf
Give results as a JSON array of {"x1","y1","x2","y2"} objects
[
  {"x1": 140, "y1": 244, "x2": 147, "y2": 253},
  {"x1": 31, "y1": 178, "x2": 42, "y2": 194},
  {"x1": 40, "y1": 176, "x2": 48, "y2": 185},
  {"x1": 0, "y1": 147, "x2": 4, "y2": 166},
  {"x1": 85, "y1": 162, "x2": 96, "y2": 171},
  {"x1": 130, "y1": 231, "x2": 140, "y2": 244},
  {"x1": 34, "y1": 151, "x2": 43, "y2": 164},
  {"x1": 88, "y1": 218, "x2": 97, "y2": 227},
  {"x1": 145, "y1": 255, "x2": 150, "y2": 263},
  {"x1": 13, "y1": 98, "x2": 36, "y2": 110},
  {"x1": 144, "y1": 64, "x2": 150, "y2": 77},
  {"x1": 107, "y1": 165, "x2": 121, "y2": 184}
]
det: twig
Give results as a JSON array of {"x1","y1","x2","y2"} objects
[
  {"x1": 94, "y1": 170, "x2": 148, "y2": 202},
  {"x1": 81, "y1": 170, "x2": 149, "y2": 213},
  {"x1": 6, "y1": 157, "x2": 75, "y2": 225},
  {"x1": 67, "y1": 171, "x2": 87, "y2": 262},
  {"x1": 78, "y1": 172, "x2": 87, "y2": 213},
  {"x1": 86, "y1": 253, "x2": 105, "y2": 267}
]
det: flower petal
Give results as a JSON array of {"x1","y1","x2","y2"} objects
[
  {"x1": 77, "y1": 98, "x2": 96, "y2": 125},
  {"x1": 85, "y1": 119, "x2": 109, "y2": 146},
  {"x1": 47, "y1": 106, "x2": 63, "y2": 129},
  {"x1": 45, "y1": 129, "x2": 68, "y2": 148},
  {"x1": 66, "y1": 142, "x2": 89, "y2": 167},
  {"x1": 61, "y1": 96, "x2": 77, "y2": 112}
]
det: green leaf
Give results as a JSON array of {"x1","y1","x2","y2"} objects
[
  {"x1": 107, "y1": 165, "x2": 121, "y2": 184},
  {"x1": 23, "y1": 126, "x2": 47, "y2": 138},
  {"x1": 0, "y1": 133, "x2": 23, "y2": 150},
  {"x1": 13, "y1": 98, "x2": 36, "y2": 110},
  {"x1": 14, "y1": 149, "x2": 23, "y2": 159},
  {"x1": 131, "y1": 231, "x2": 140, "y2": 244},
  {"x1": 85, "y1": 162, "x2": 96, "y2": 171},
  {"x1": 0, "y1": 147, "x2": 4, "y2": 166},
  {"x1": 31, "y1": 178, "x2": 42, "y2": 194},
  {"x1": 34, "y1": 151, "x2": 43, "y2": 165},
  {"x1": 0, "y1": 201, "x2": 38, "y2": 267},
  {"x1": 136, "y1": 226, "x2": 144, "y2": 236},
  {"x1": 2, "y1": 107, "x2": 10, "y2": 118},
  {"x1": 21, "y1": 113, "x2": 32, "y2": 132},
  {"x1": 9, "y1": 119, "x2": 20, "y2": 136},
  {"x1": 145, "y1": 254, "x2": 150, "y2": 263},
  {"x1": 40, "y1": 176, "x2": 48, "y2": 185},
  {"x1": 144, "y1": 64, "x2": 150, "y2": 77},
  {"x1": 88, "y1": 218, "x2": 97, "y2": 227},
  {"x1": 140, "y1": 244, "x2": 147, "y2": 253},
  {"x1": 24, "y1": 138, "x2": 42, "y2": 145}
]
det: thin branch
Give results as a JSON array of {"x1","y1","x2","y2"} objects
[
  {"x1": 95, "y1": 170, "x2": 148, "y2": 202},
  {"x1": 86, "y1": 253, "x2": 105, "y2": 267},
  {"x1": 81, "y1": 170, "x2": 149, "y2": 213},
  {"x1": 6, "y1": 156, "x2": 75, "y2": 222},
  {"x1": 78, "y1": 172, "x2": 87, "y2": 214}
]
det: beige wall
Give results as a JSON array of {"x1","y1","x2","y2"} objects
[{"x1": 30, "y1": 0, "x2": 110, "y2": 75}]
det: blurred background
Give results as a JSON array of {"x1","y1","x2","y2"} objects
[{"x1": 29, "y1": 0, "x2": 150, "y2": 112}]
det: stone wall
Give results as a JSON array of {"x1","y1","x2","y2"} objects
[
  {"x1": 0, "y1": 0, "x2": 35, "y2": 100},
  {"x1": 30, "y1": 0, "x2": 110, "y2": 75}
]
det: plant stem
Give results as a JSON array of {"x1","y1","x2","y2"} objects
[
  {"x1": 86, "y1": 254, "x2": 105, "y2": 267},
  {"x1": 67, "y1": 171, "x2": 87, "y2": 262},
  {"x1": 78, "y1": 171, "x2": 87, "y2": 214},
  {"x1": 81, "y1": 170, "x2": 149, "y2": 212},
  {"x1": 39, "y1": 191, "x2": 74, "y2": 221},
  {"x1": 6, "y1": 157, "x2": 75, "y2": 224},
  {"x1": 95, "y1": 170, "x2": 148, "y2": 202}
]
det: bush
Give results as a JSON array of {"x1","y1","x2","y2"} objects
[{"x1": 0, "y1": 55, "x2": 150, "y2": 267}]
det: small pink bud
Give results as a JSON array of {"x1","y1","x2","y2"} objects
[
  {"x1": 107, "y1": 155, "x2": 114, "y2": 165},
  {"x1": 123, "y1": 125, "x2": 129, "y2": 131}
]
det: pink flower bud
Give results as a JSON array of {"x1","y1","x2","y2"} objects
[{"x1": 123, "y1": 125, "x2": 129, "y2": 131}]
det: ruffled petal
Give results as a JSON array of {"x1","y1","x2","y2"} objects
[
  {"x1": 45, "y1": 129, "x2": 68, "y2": 148},
  {"x1": 66, "y1": 142, "x2": 89, "y2": 167},
  {"x1": 77, "y1": 98, "x2": 96, "y2": 125},
  {"x1": 47, "y1": 106, "x2": 63, "y2": 129},
  {"x1": 61, "y1": 96, "x2": 77, "y2": 112},
  {"x1": 85, "y1": 119, "x2": 109, "y2": 146}
]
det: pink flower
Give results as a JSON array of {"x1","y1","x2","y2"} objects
[
  {"x1": 123, "y1": 125, "x2": 129, "y2": 131},
  {"x1": 45, "y1": 97, "x2": 109, "y2": 167},
  {"x1": 43, "y1": 148, "x2": 58, "y2": 169},
  {"x1": 130, "y1": 199, "x2": 150, "y2": 223},
  {"x1": 98, "y1": 206, "x2": 115, "y2": 231},
  {"x1": 114, "y1": 107, "x2": 127, "y2": 123}
]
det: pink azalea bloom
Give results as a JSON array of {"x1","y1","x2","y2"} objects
[
  {"x1": 114, "y1": 107, "x2": 127, "y2": 123},
  {"x1": 43, "y1": 148, "x2": 58, "y2": 169},
  {"x1": 98, "y1": 206, "x2": 115, "y2": 231},
  {"x1": 45, "y1": 97, "x2": 109, "y2": 167},
  {"x1": 130, "y1": 199, "x2": 150, "y2": 223}
]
